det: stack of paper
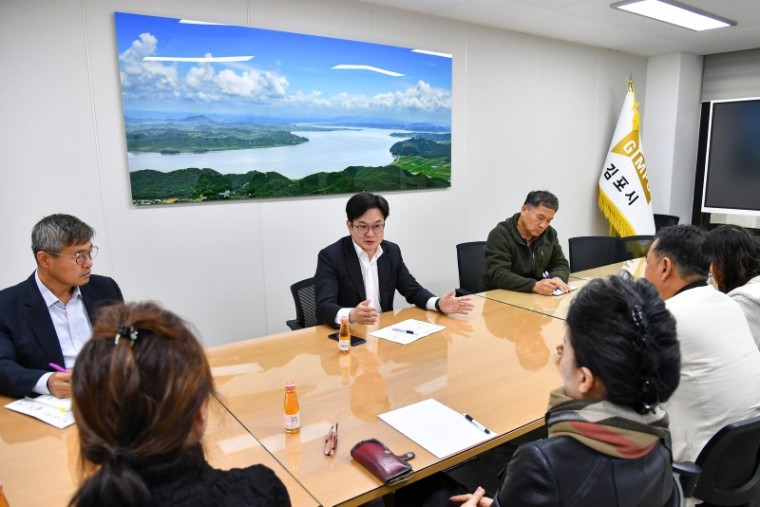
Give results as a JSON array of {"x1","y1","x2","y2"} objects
[{"x1": 5, "y1": 395, "x2": 75, "y2": 429}]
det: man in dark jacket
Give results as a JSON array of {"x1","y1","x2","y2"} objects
[
  {"x1": 0, "y1": 214, "x2": 123, "y2": 398},
  {"x1": 483, "y1": 190, "x2": 570, "y2": 295},
  {"x1": 315, "y1": 192, "x2": 473, "y2": 326}
]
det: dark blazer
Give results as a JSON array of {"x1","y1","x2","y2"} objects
[
  {"x1": 493, "y1": 436, "x2": 675, "y2": 507},
  {"x1": 0, "y1": 273, "x2": 124, "y2": 397},
  {"x1": 315, "y1": 237, "x2": 435, "y2": 326}
]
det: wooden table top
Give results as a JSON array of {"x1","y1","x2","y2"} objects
[
  {"x1": 206, "y1": 297, "x2": 564, "y2": 506},
  {"x1": 570, "y1": 257, "x2": 646, "y2": 280},
  {"x1": 0, "y1": 396, "x2": 317, "y2": 507},
  {"x1": 477, "y1": 278, "x2": 590, "y2": 321}
]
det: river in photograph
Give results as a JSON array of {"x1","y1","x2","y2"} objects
[{"x1": 127, "y1": 127, "x2": 410, "y2": 179}]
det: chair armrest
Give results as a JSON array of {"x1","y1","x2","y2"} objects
[
  {"x1": 286, "y1": 319, "x2": 303, "y2": 330},
  {"x1": 673, "y1": 460, "x2": 702, "y2": 497}
]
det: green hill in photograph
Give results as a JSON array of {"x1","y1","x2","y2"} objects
[{"x1": 130, "y1": 162, "x2": 449, "y2": 205}]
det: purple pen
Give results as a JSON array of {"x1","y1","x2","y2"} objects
[{"x1": 49, "y1": 362, "x2": 69, "y2": 373}]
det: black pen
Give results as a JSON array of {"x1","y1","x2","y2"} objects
[
  {"x1": 463, "y1": 413, "x2": 491, "y2": 434},
  {"x1": 392, "y1": 327, "x2": 415, "y2": 334}
]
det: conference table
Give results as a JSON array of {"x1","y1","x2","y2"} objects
[
  {"x1": 477, "y1": 257, "x2": 645, "y2": 320},
  {"x1": 206, "y1": 298, "x2": 566, "y2": 506},
  {"x1": 571, "y1": 256, "x2": 647, "y2": 281},
  {"x1": 0, "y1": 259, "x2": 635, "y2": 507}
]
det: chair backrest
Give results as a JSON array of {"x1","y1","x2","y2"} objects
[
  {"x1": 567, "y1": 236, "x2": 624, "y2": 272},
  {"x1": 690, "y1": 414, "x2": 760, "y2": 505},
  {"x1": 620, "y1": 235, "x2": 655, "y2": 260},
  {"x1": 654, "y1": 213, "x2": 680, "y2": 232},
  {"x1": 456, "y1": 241, "x2": 487, "y2": 294},
  {"x1": 288, "y1": 277, "x2": 317, "y2": 329}
]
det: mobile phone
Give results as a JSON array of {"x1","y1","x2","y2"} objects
[{"x1": 327, "y1": 332, "x2": 366, "y2": 346}]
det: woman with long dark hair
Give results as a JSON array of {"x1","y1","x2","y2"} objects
[
  {"x1": 706, "y1": 224, "x2": 760, "y2": 349},
  {"x1": 451, "y1": 274, "x2": 681, "y2": 506},
  {"x1": 69, "y1": 301, "x2": 291, "y2": 507}
]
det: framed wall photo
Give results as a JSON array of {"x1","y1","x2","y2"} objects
[{"x1": 114, "y1": 12, "x2": 453, "y2": 205}]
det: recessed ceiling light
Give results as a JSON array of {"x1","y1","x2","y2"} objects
[{"x1": 611, "y1": 0, "x2": 736, "y2": 31}]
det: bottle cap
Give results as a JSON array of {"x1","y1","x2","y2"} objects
[{"x1": 285, "y1": 381, "x2": 296, "y2": 391}]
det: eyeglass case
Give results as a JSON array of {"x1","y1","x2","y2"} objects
[{"x1": 350, "y1": 438, "x2": 415, "y2": 485}]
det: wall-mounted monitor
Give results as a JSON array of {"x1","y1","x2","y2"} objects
[{"x1": 702, "y1": 97, "x2": 760, "y2": 216}]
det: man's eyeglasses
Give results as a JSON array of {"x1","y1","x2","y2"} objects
[
  {"x1": 351, "y1": 223, "x2": 385, "y2": 234},
  {"x1": 48, "y1": 246, "x2": 99, "y2": 266}
]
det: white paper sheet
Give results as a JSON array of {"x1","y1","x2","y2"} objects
[
  {"x1": 5, "y1": 396, "x2": 75, "y2": 429},
  {"x1": 369, "y1": 319, "x2": 445, "y2": 345},
  {"x1": 379, "y1": 398, "x2": 494, "y2": 458},
  {"x1": 553, "y1": 285, "x2": 578, "y2": 296}
]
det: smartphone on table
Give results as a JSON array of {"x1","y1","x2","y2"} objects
[{"x1": 327, "y1": 332, "x2": 366, "y2": 346}]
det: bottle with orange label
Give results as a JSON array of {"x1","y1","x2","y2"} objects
[
  {"x1": 0, "y1": 481, "x2": 10, "y2": 507},
  {"x1": 283, "y1": 381, "x2": 300, "y2": 433},
  {"x1": 338, "y1": 316, "x2": 351, "y2": 353}
]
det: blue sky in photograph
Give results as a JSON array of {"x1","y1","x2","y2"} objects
[{"x1": 115, "y1": 12, "x2": 452, "y2": 126}]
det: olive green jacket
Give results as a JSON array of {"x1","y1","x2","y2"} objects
[{"x1": 483, "y1": 213, "x2": 570, "y2": 292}]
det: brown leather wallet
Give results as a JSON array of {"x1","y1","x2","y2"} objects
[{"x1": 350, "y1": 438, "x2": 415, "y2": 485}]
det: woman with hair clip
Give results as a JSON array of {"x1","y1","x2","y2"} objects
[
  {"x1": 705, "y1": 224, "x2": 760, "y2": 349},
  {"x1": 68, "y1": 301, "x2": 291, "y2": 507},
  {"x1": 451, "y1": 273, "x2": 681, "y2": 507}
]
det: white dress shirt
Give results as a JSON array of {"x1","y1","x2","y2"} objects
[
  {"x1": 33, "y1": 271, "x2": 92, "y2": 394},
  {"x1": 335, "y1": 242, "x2": 384, "y2": 325}
]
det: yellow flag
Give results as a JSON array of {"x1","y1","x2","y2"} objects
[{"x1": 598, "y1": 80, "x2": 655, "y2": 236}]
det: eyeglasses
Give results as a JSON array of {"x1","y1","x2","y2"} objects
[
  {"x1": 48, "y1": 246, "x2": 99, "y2": 266},
  {"x1": 324, "y1": 422, "x2": 338, "y2": 456},
  {"x1": 351, "y1": 223, "x2": 385, "y2": 234}
]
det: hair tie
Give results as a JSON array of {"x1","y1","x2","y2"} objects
[
  {"x1": 630, "y1": 304, "x2": 660, "y2": 413},
  {"x1": 111, "y1": 447, "x2": 135, "y2": 468},
  {"x1": 114, "y1": 325, "x2": 138, "y2": 346},
  {"x1": 635, "y1": 378, "x2": 659, "y2": 414}
]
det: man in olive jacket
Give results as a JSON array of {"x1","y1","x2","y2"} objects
[{"x1": 483, "y1": 190, "x2": 570, "y2": 295}]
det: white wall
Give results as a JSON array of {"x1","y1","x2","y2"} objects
[
  {"x1": 643, "y1": 53, "x2": 704, "y2": 224},
  {"x1": 0, "y1": 0, "x2": 652, "y2": 346}
]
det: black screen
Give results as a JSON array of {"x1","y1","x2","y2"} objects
[{"x1": 703, "y1": 98, "x2": 760, "y2": 214}]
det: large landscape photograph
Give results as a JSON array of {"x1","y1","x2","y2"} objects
[{"x1": 114, "y1": 12, "x2": 453, "y2": 205}]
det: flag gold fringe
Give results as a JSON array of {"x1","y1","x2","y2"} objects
[{"x1": 598, "y1": 189, "x2": 636, "y2": 238}]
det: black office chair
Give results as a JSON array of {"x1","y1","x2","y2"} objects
[
  {"x1": 286, "y1": 277, "x2": 317, "y2": 330},
  {"x1": 620, "y1": 234, "x2": 654, "y2": 260},
  {"x1": 673, "y1": 414, "x2": 760, "y2": 507},
  {"x1": 456, "y1": 241, "x2": 486, "y2": 295},
  {"x1": 567, "y1": 236, "x2": 624, "y2": 272},
  {"x1": 654, "y1": 213, "x2": 680, "y2": 232}
]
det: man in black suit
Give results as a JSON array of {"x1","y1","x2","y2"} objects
[
  {"x1": 315, "y1": 192, "x2": 473, "y2": 326},
  {"x1": 0, "y1": 214, "x2": 123, "y2": 398}
]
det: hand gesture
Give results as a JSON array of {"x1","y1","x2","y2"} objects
[
  {"x1": 350, "y1": 300, "x2": 379, "y2": 325},
  {"x1": 450, "y1": 486, "x2": 493, "y2": 506},
  {"x1": 437, "y1": 290, "x2": 475, "y2": 315}
]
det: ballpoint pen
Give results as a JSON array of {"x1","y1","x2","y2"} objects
[
  {"x1": 463, "y1": 413, "x2": 491, "y2": 434},
  {"x1": 543, "y1": 271, "x2": 552, "y2": 279},
  {"x1": 392, "y1": 328, "x2": 415, "y2": 334},
  {"x1": 49, "y1": 362, "x2": 69, "y2": 373}
]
